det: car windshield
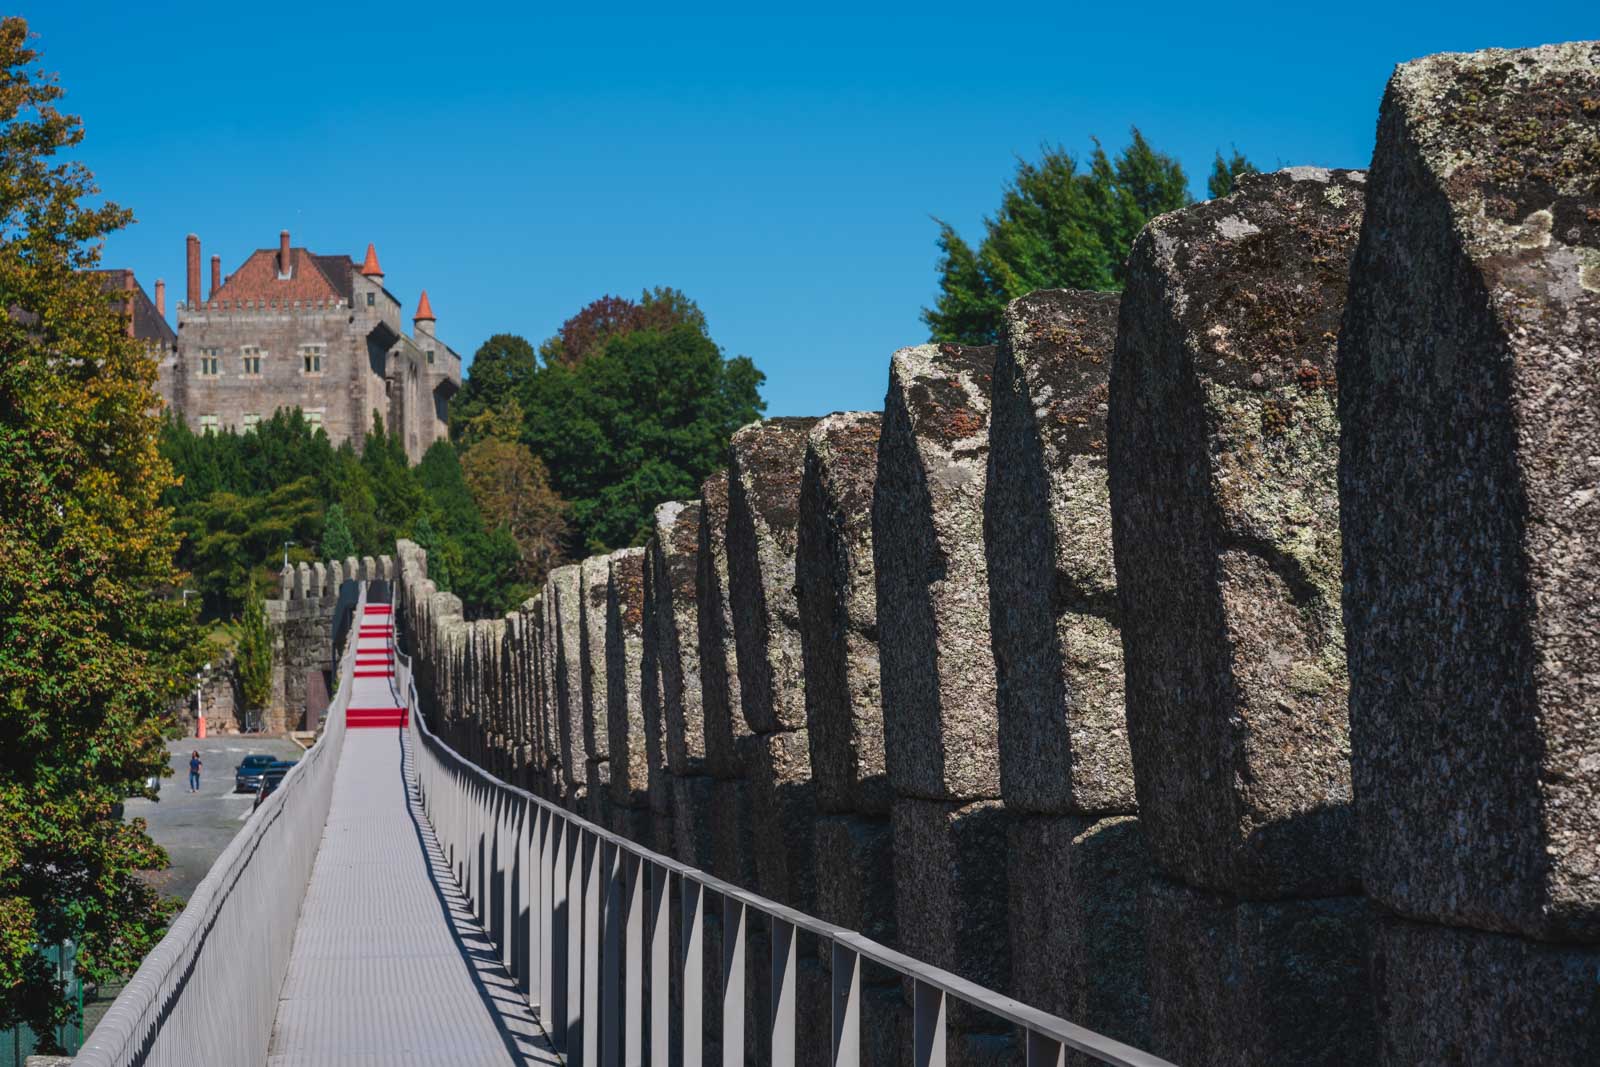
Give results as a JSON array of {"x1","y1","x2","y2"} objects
[{"x1": 240, "y1": 756, "x2": 275, "y2": 769}]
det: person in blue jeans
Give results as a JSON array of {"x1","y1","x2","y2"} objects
[{"x1": 189, "y1": 750, "x2": 202, "y2": 793}]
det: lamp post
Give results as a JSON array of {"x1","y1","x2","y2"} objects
[
  {"x1": 196, "y1": 661, "x2": 212, "y2": 739},
  {"x1": 282, "y1": 540, "x2": 296, "y2": 570}
]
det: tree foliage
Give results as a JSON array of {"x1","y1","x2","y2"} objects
[
  {"x1": 460, "y1": 422, "x2": 570, "y2": 589},
  {"x1": 924, "y1": 130, "x2": 1253, "y2": 345},
  {"x1": 539, "y1": 287, "x2": 708, "y2": 368},
  {"x1": 0, "y1": 19, "x2": 201, "y2": 1044},
  {"x1": 1208, "y1": 147, "x2": 1259, "y2": 199},
  {"x1": 234, "y1": 582, "x2": 272, "y2": 713},
  {"x1": 520, "y1": 313, "x2": 765, "y2": 552},
  {"x1": 320, "y1": 502, "x2": 355, "y2": 562},
  {"x1": 449, "y1": 333, "x2": 538, "y2": 440},
  {"x1": 162, "y1": 412, "x2": 522, "y2": 618}
]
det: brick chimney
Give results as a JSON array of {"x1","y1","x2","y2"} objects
[
  {"x1": 210, "y1": 255, "x2": 221, "y2": 299},
  {"x1": 279, "y1": 230, "x2": 291, "y2": 278},
  {"x1": 186, "y1": 234, "x2": 200, "y2": 306},
  {"x1": 155, "y1": 278, "x2": 165, "y2": 316}
]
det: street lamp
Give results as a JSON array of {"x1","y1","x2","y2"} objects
[
  {"x1": 282, "y1": 541, "x2": 297, "y2": 570},
  {"x1": 180, "y1": 588, "x2": 197, "y2": 605},
  {"x1": 196, "y1": 661, "x2": 212, "y2": 739}
]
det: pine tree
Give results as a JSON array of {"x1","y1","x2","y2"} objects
[
  {"x1": 1208, "y1": 148, "x2": 1259, "y2": 199},
  {"x1": 924, "y1": 132, "x2": 1254, "y2": 345},
  {"x1": 0, "y1": 18, "x2": 199, "y2": 1044},
  {"x1": 235, "y1": 582, "x2": 272, "y2": 718},
  {"x1": 321, "y1": 502, "x2": 356, "y2": 562}
]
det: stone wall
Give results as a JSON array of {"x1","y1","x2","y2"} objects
[
  {"x1": 265, "y1": 555, "x2": 392, "y2": 733},
  {"x1": 388, "y1": 41, "x2": 1600, "y2": 1067}
]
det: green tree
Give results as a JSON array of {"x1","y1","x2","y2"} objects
[
  {"x1": 234, "y1": 583, "x2": 272, "y2": 716},
  {"x1": 520, "y1": 318, "x2": 765, "y2": 552},
  {"x1": 0, "y1": 19, "x2": 199, "y2": 1044},
  {"x1": 924, "y1": 130, "x2": 1243, "y2": 344},
  {"x1": 1208, "y1": 147, "x2": 1259, "y2": 199},
  {"x1": 449, "y1": 333, "x2": 539, "y2": 441},
  {"x1": 320, "y1": 502, "x2": 356, "y2": 562}
]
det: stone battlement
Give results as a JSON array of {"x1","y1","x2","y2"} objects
[{"x1": 389, "y1": 41, "x2": 1600, "y2": 1067}]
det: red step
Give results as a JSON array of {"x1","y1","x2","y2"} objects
[
  {"x1": 364, "y1": 605, "x2": 393, "y2": 615},
  {"x1": 353, "y1": 669, "x2": 395, "y2": 678},
  {"x1": 358, "y1": 626, "x2": 393, "y2": 635},
  {"x1": 347, "y1": 705, "x2": 408, "y2": 728}
]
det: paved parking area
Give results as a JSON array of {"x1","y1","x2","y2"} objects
[{"x1": 124, "y1": 735, "x2": 306, "y2": 902}]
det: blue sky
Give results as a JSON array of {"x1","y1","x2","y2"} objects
[{"x1": 31, "y1": 4, "x2": 1596, "y2": 417}]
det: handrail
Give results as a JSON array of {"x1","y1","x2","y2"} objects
[
  {"x1": 395, "y1": 629, "x2": 1173, "y2": 1067},
  {"x1": 75, "y1": 587, "x2": 363, "y2": 1067}
]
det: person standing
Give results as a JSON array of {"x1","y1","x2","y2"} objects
[{"x1": 188, "y1": 750, "x2": 202, "y2": 793}]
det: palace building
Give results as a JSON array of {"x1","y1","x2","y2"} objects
[{"x1": 145, "y1": 230, "x2": 460, "y2": 462}]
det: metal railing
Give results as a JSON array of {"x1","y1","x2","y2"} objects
[
  {"x1": 398, "y1": 635, "x2": 1172, "y2": 1067},
  {"x1": 74, "y1": 589, "x2": 362, "y2": 1067}
]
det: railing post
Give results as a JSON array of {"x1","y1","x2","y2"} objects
[
  {"x1": 583, "y1": 829, "x2": 601, "y2": 1067},
  {"x1": 549, "y1": 814, "x2": 570, "y2": 1049},
  {"x1": 1026, "y1": 1029, "x2": 1066, "y2": 1067},
  {"x1": 771, "y1": 917, "x2": 796, "y2": 1067},
  {"x1": 831, "y1": 941, "x2": 860, "y2": 1067},
  {"x1": 623, "y1": 853, "x2": 643, "y2": 1067},
  {"x1": 566, "y1": 819, "x2": 584, "y2": 1060},
  {"x1": 538, "y1": 806, "x2": 555, "y2": 1024},
  {"x1": 514, "y1": 795, "x2": 531, "y2": 993},
  {"x1": 649, "y1": 862, "x2": 669, "y2": 1067},
  {"x1": 682, "y1": 878, "x2": 704, "y2": 1066},
  {"x1": 913, "y1": 979, "x2": 947, "y2": 1067},
  {"x1": 602, "y1": 840, "x2": 621, "y2": 1067},
  {"x1": 722, "y1": 895, "x2": 745, "y2": 1067}
]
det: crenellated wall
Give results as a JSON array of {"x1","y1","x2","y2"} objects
[
  {"x1": 389, "y1": 41, "x2": 1600, "y2": 1067},
  {"x1": 265, "y1": 554, "x2": 393, "y2": 732}
]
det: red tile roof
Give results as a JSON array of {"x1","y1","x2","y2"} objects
[
  {"x1": 361, "y1": 243, "x2": 383, "y2": 276},
  {"x1": 414, "y1": 290, "x2": 435, "y2": 322},
  {"x1": 211, "y1": 247, "x2": 346, "y2": 304}
]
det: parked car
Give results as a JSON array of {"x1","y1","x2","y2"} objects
[
  {"x1": 252, "y1": 760, "x2": 299, "y2": 809},
  {"x1": 234, "y1": 754, "x2": 278, "y2": 793}
]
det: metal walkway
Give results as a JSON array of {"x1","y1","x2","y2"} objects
[{"x1": 266, "y1": 603, "x2": 558, "y2": 1066}]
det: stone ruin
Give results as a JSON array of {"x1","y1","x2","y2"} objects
[{"x1": 387, "y1": 41, "x2": 1600, "y2": 1067}]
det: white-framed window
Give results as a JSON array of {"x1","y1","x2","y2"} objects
[
  {"x1": 365, "y1": 292, "x2": 375, "y2": 307},
  {"x1": 304, "y1": 409, "x2": 324, "y2": 431},
  {"x1": 299, "y1": 344, "x2": 325, "y2": 375},
  {"x1": 240, "y1": 345, "x2": 264, "y2": 377},
  {"x1": 426, "y1": 349, "x2": 435, "y2": 365},
  {"x1": 198, "y1": 347, "x2": 221, "y2": 376},
  {"x1": 198, "y1": 414, "x2": 219, "y2": 435},
  {"x1": 242, "y1": 412, "x2": 261, "y2": 432}
]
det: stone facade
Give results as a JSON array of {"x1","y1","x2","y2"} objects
[{"x1": 157, "y1": 231, "x2": 460, "y2": 462}]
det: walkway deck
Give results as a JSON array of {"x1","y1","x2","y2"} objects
[{"x1": 267, "y1": 603, "x2": 558, "y2": 1066}]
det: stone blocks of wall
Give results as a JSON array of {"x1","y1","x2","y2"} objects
[
  {"x1": 798, "y1": 411, "x2": 889, "y2": 817},
  {"x1": 1336, "y1": 42, "x2": 1600, "y2": 1062},
  {"x1": 696, "y1": 470, "x2": 750, "y2": 780},
  {"x1": 1108, "y1": 167, "x2": 1373, "y2": 1063},
  {"x1": 546, "y1": 564, "x2": 587, "y2": 805},
  {"x1": 1110, "y1": 167, "x2": 1365, "y2": 898},
  {"x1": 874, "y1": 342, "x2": 1000, "y2": 803},
  {"x1": 649, "y1": 500, "x2": 707, "y2": 776},
  {"x1": 987, "y1": 290, "x2": 1132, "y2": 816},
  {"x1": 605, "y1": 548, "x2": 650, "y2": 810},
  {"x1": 1144, "y1": 877, "x2": 1374, "y2": 1066}
]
